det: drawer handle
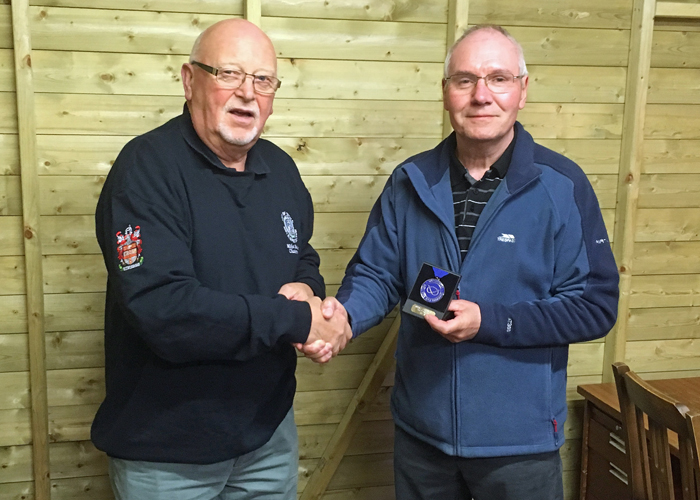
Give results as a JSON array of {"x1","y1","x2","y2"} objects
[
  {"x1": 609, "y1": 462, "x2": 629, "y2": 485},
  {"x1": 608, "y1": 432, "x2": 626, "y2": 454}
]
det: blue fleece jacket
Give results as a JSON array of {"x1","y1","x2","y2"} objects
[{"x1": 337, "y1": 123, "x2": 619, "y2": 458}]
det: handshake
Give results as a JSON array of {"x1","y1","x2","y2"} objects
[
  {"x1": 278, "y1": 283, "x2": 352, "y2": 364},
  {"x1": 300, "y1": 296, "x2": 352, "y2": 364}
]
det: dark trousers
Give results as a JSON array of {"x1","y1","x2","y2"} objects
[{"x1": 394, "y1": 426, "x2": 564, "y2": 500}]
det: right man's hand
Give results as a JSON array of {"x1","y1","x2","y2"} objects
[
  {"x1": 424, "y1": 299, "x2": 481, "y2": 343},
  {"x1": 298, "y1": 297, "x2": 352, "y2": 363}
]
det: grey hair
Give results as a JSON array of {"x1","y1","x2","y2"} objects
[{"x1": 444, "y1": 24, "x2": 528, "y2": 78}]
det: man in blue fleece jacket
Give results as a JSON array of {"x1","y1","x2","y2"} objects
[
  {"x1": 93, "y1": 19, "x2": 350, "y2": 500},
  {"x1": 311, "y1": 24, "x2": 619, "y2": 499}
]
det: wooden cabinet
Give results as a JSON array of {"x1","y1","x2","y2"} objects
[{"x1": 579, "y1": 403, "x2": 631, "y2": 500}]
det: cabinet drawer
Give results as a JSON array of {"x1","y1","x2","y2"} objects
[
  {"x1": 588, "y1": 416, "x2": 629, "y2": 473},
  {"x1": 590, "y1": 405, "x2": 623, "y2": 433},
  {"x1": 587, "y1": 448, "x2": 631, "y2": 500}
]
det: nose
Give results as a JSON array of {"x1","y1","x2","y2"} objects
[
  {"x1": 235, "y1": 74, "x2": 256, "y2": 100},
  {"x1": 471, "y1": 78, "x2": 492, "y2": 104}
]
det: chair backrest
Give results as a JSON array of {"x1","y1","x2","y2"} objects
[
  {"x1": 685, "y1": 410, "x2": 700, "y2": 497},
  {"x1": 612, "y1": 362, "x2": 700, "y2": 500}
]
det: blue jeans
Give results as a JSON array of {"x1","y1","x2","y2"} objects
[
  {"x1": 109, "y1": 408, "x2": 298, "y2": 500},
  {"x1": 394, "y1": 425, "x2": 564, "y2": 500}
]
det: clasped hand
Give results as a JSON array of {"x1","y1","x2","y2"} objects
[
  {"x1": 301, "y1": 296, "x2": 352, "y2": 363},
  {"x1": 278, "y1": 283, "x2": 352, "y2": 364}
]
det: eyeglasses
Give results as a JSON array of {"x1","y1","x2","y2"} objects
[
  {"x1": 444, "y1": 71, "x2": 524, "y2": 94},
  {"x1": 191, "y1": 61, "x2": 281, "y2": 95}
]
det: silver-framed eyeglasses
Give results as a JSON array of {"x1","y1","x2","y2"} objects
[
  {"x1": 191, "y1": 61, "x2": 281, "y2": 95},
  {"x1": 444, "y1": 71, "x2": 524, "y2": 94}
]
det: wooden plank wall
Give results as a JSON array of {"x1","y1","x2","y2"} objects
[
  {"x1": 625, "y1": 14, "x2": 700, "y2": 377},
  {"x1": 1, "y1": 2, "x2": 37, "y2": 500},
  {"x1": 0, "y1": 0, "x2": 699, "y2": 499}
]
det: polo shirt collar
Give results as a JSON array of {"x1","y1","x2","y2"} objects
[{"x1": 179, "y1": 103, "x2": 271, "y2": 175}]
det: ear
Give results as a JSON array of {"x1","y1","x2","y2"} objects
[
  {"x1": 518, "y1": 75, "x2": 529, "y2": 110},
  {"x1": 181, "y1": 63, "x2": 194, "y2": 100}
]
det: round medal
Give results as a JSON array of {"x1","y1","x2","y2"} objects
[{"x1": 420, "y1": 278, "x2": 445, "y2": 303}]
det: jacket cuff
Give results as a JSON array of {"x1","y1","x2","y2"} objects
[
  {"x1": 341, "y1": 300, "x2": 368, "y2": 339},
  {"x1": 246, "y1": 295, "x2": 312, "y2": 345},
  {"x1": 473, "y1": 302, "x2": 505, "y2": 345},
  {"x1": 283, "y1": 299, "x2": 313, "y2": 344}
]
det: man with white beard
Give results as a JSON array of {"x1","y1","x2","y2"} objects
[{"x1": 92, "y1": 19, "x2": 351, "y2": 500}]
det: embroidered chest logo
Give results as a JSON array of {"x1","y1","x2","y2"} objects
[
  {"x1": 116, "y1": 225, "x2": 143, "y2": 271},
  {"x1": 497, "y1": 233, "x2": 515, "y2": 243},
  {"x1": 281, "y1": 212, "x2": 299, "y2": 254}
]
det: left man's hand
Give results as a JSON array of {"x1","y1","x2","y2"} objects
[
  {"x1": 303, "y1": 296, "x2": 352, "y2": 359},
  {"x1": 424, "y1": 299, "x2": 481, "y2": 343},
  {"x1": 295, "y1": 297, "x2": 352, "y2": 363},
  {"x1": 278, "y1": 282, "x2": 314, "y2": 301},
  {"x1": 278, "y1": 282, "x2": 334, "y2": 362}
]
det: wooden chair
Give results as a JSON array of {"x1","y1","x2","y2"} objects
[
  {"x1": 686, "y1": 411, "x2": 700, "y2": 498},
  {"x1": 612, "y1": 362, "x2": 700, "y2": 500}
]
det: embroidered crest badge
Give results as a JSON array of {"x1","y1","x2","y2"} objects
[
  {"x1": 281, "y1": 211, "x2": 299, "y2": 254},
  {"x1": 281, "y1": 212, "x2": 298, "y2": 243},
  {"x1": 116, "y1": 224, "x2": 143, "y2": 271}
]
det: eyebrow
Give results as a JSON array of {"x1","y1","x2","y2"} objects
[{"x1": 217, "y1": 62, "x2": 277, "y2": 74}]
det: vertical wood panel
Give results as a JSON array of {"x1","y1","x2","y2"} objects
[
  {"x1": 603, "y1": 0, "x2": 656, "y2": 382},
  {"x1": 244, "y1": 0, "x2": 260, "y2": 27},
  {"x1": 446, "y1": 0, "x2": 470, "y2": 52},
  {"x1": 11, "y1": 0, "x2": 50, "y2": 498},
  {"x1": 442, "y1": 0, "x2": 470, "y2": 138}
]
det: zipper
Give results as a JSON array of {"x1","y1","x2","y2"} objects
[{"x1": 452, "y1": 336, "x2": 459, "y2": 453}]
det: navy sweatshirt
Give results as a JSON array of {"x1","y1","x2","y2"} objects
[{"x1": 91, "y1": 106, "x2": 324, "y2": 463}]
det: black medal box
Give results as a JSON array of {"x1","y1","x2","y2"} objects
[{"x1": 403, "y1": 263, "x2": 461, "y2": 320}]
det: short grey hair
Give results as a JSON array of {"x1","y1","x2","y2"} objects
[{"x1": 444, "y1": 24, "x2": 528, "y2": 78}]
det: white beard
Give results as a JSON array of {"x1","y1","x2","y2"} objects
[
  {"x1": 217, "y1": 122, "x2": 260, "y2": 146},
  {"x1": 218, "y1": 101, "x2": 261, "y2": 146}
]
